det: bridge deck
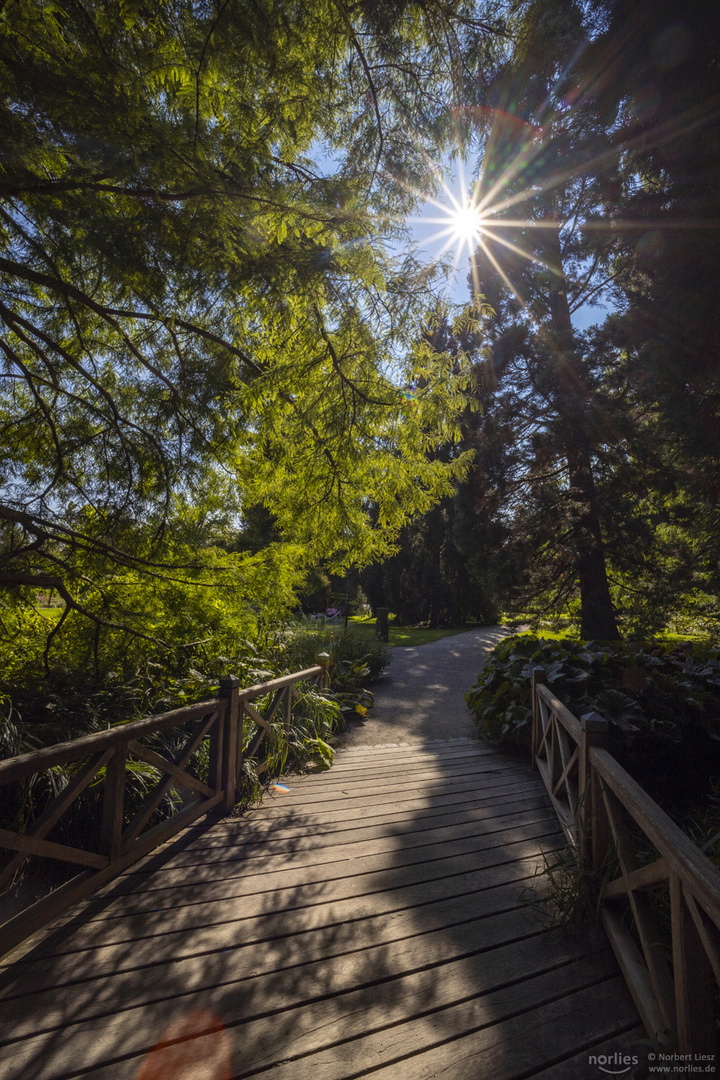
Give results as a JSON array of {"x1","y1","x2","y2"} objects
[{"x1": 0, "y1": 739, "x2": 642, "y2": 1079}]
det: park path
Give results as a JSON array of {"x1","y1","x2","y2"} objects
[{"x1": 337, "y1": 624, "x2": 509, "y2": 747}]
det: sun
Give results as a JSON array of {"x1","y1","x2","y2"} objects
[
  {"x1": 407, "y1": 159, "x2": 491, "y2": 282},
  {"x1": 450, "y1": 201, "x2": 485, "y2": 245}
]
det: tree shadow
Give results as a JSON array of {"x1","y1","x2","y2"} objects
[{"x1": 0, "y1": 690, "x2": 642, "y2": 1078}]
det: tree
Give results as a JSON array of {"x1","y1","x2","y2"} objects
[
  {"x1": 592, "y1": 0, "x2": 720, "y2": 503},
  {"x1": 463, "y1": 0, "x2": 633, "y2": 638},
  {"x1": 458, "y1": 0, "x2": 720, "y2": 640},
  {"x1": 0, "y1": 0, "x2": 505, "y2": 660}
]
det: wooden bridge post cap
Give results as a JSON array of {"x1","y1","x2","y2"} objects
[
  {"x1": 316, "y1": 652, "x2": 331, "y2": 667},
  {"x1": 219, "y1": 675, "x2": 242, "y2": 690},
  {"x1": 581, "y1": 711, "x2": 609, "y2": 734},
  {"x1": 531, "y1": 666, "x2": 546, "y2": 680}
]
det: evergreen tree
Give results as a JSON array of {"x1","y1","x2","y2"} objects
[
  {"x1": 593, "y1": 0, "x2": 720, "y2": 500},
  {"x1": 0, "y1": 0, "x2": 505, "y2": 646},
  {"x1": 459, "y1": 0, "x2": 720, "y2": 638},
  {"x1": 465, "y1": 0, "x2": 629, "y2": 638}
]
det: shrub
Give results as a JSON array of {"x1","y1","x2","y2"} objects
[{"x1": 466, "y1": 634, "x2": 720, "y2": 815}]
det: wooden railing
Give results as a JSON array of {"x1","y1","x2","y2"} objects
[
  {"x1": 531, "y1": 667, "x2": 720, "y2": 1056},
  {"x1": 0, "y1": 662, "x2": 328, "y2": 960}
]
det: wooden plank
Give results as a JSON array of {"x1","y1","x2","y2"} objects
[
  {"x1": 262, "y1": 758, "x2": 526, "y2": 799},
  {"x1": 220, "y1": 786, "x2": 546, "y2": 839},
  {"x1": 87, "y1": 819, "x2": 562, "y2": 921},
  {"x1": 280, "y1": 767, "x2": 531, "y2": 800},
  {"x1": 670, "y1": 871, "x2": 717, "y2": 1055},
  {"x1": 262, "y1": 686, "x2": 287, "y2": 726},
  {"x1": 1, "y1": 848, "x2": 550, "y2": 976},
  {"x1": 535, "y1": 757, "x2": 577, "y2": 844},
  {"x1": 552, "y1": 741, "x2": 578, "y2": 816},
  {"x1": 0, "y1": 749, "x2": 113, "y2": 892},
  {"x1": 0, "y1": 857, "x2": 542, "y2": 994},
  {"x1": 79, "y1": 819, "x2": 562, "y2": 917},
  {"x1": 536, "y1": 695, "x2": 552, "y2": 761},
  {"x1": 100, "y1": 741, "x2": 127, "y2": 861},
  {"x1": 243, "y1": 770, "x2": 541, "y2": 817},
  {"x1": 601, "y1": 782, "x2": 676, "y2": 1032},
  {"x1": 66, "y1": 950, "x2": 621, "y2": 1080},
  {"x1": 0, "y1": 906, "x2": 561, "y2": 1045},
  {"x1": 0, "y1": 925, "x2": 612, "y2": 1077},
  {"x1": 537, "y1": 683, "x2": 583, "y2": 743},
  {"x1": 74, "y1": 783, "x2": 546, "y2": 909},
  {"x1": 601, "y1": 904, "x2": 667, "y2": 1040},
  {"x1": 219, "y1": 976, "x2": 634, "y2": 1080},
  {"x1": 525, "y1": 1026, "x2": 646, "y2": 1079},
  {"x1": 328, "y1": 745, "x2": 496, "y2": 769},
  {"x1": 173, "y1": 776, "x2": 545, "y2": 836},
  {"x1": 281, "y1": 752, "x2": 509, "y2": 787},
  {"x1": 685, "y1": 888, "x2": 720, "y2": 987},
  {"x1": 120, "y1": 806, "x2": 557, "y2": 884},
  {"x1": 243, "y1": 700, "x2": 272, "y2": 733},
  {"x1": 0, "y1": 793, "x2": 224, "y2": 962},
  {"x1": 122, "y1": 711, "x2": 219, "y2": 844},
  {"x1": 329, "y1": 742, "x2": 497, "y2": 766},
  {"x1": 126, "y1": 740, "x2": 215, "y2": 799},
  {"x1": 220, "y1": 677, "x2": 240, "y2": 812},
  {"x1": 126, "y1": 797, "x2": 555, "y2": 869},
  {"x1": 236, "y1": 666, "x2": 321, "y2": 702},
  {"x1": 604, "y1": 857, "x2": 669, "y2": 900}
]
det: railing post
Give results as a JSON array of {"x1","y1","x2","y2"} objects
[
  {"x1": 530, "y1": 667, "x2": 546, "y2": 769},
  {"x1": 670, "y1": 872, "x2": 718, "y2": 1056},
  {"x1": 219, "y1": 675, "x2": 241, "y2": 812},
  {"x1": 579, "y1": 711, "x2": 608, "y2": 870},
  {"x1": 101, "y1": 741, "x2": 127, "y2": 860},
  {"x1": 209, "y1": 706, "x2": 224, "y2": 795},
  {"x1": 317, "y1": 652, "x2": 331, "y2": 689}
]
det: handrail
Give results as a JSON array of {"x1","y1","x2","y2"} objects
[
  {"x1": 0, "y1": 699, "x2": 225, "y2": 784},
  {"x1": 531, "y1": 666, "x2": 720, "y2": 1056},
  {"x1": 0, "y1": 662, "x2": 327, "y2": 961},
  {"x1": 590, "y1": 746, "x2": 720, "y2": 929}
]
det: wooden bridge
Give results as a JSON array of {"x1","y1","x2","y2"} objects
[{"x1": 0, "y1": 662, "x2": 717, "y2": 1077}]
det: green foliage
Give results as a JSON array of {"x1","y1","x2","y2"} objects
[
  {"x1": 467, "y1": 634, "x2": 720, "y2": 752},
  {"x1": 266, "y1": 618, "x2": 390, "y2": 728},
  {"x1": 347, "y1": 614, "x2": 476, "y2": 647},
  {"x1": 524, "y1": 845, "x2": 607, "y2": 931},
  {"x1": 467, "y1": 635, "x2": 720, "y2": 818},
  {"x1": 0, "y1": 614, "x2": 387, "y2": 904},
  {"x1": 0, "y1": 0, "x2": 502, "y2": 672}
]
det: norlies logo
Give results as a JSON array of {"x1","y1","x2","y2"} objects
[{"x1": 589, "y1": 1052, "x2": 640, "y2": 1075}]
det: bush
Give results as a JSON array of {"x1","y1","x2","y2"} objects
[
  {"x1": 466, "y1": 635, "x2": 720, "y2": 816},
  {"x1": 268, "y1": 617, "x2": 390, "y2": 689}
]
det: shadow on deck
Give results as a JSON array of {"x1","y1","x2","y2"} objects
[{"x1": 0, "y1": 739, "x2": 642, "y2": 1079}]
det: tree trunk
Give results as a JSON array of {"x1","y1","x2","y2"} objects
[
  {"x1": 566, "y1": 440, "x2": 620, "y2": 640},
  {"x1": 545, "y1": 222, "x2": 621, "y2": 640}
]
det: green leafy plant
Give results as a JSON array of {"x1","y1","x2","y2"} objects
[{"x1": 467, "y1": 634, "x2": 720, "y2": 817}]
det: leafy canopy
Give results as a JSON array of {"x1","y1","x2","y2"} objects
[{"x1": 0, "y1": 0, "x2": 505, "y2": 658}]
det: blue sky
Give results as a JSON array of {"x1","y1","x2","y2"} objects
[{"x1": 403, "y1": 167, "x2": 610, "y2": 332}]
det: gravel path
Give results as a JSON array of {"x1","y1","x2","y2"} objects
[{"x1": 336, "y1": 625, "x2": 509, "y2": 748}]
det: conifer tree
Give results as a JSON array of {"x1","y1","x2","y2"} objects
[
  {"x1": 0, "y1": 0, "x2": 504, "y2": 639},
  {"x1": 467, "y1": 0, "x2": 625, "y2": 638}
]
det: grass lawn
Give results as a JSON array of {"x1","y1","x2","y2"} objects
[
  {"x1": 499, "y1": 616, "x2": 710, "y2": 646},
  {"x1": 34, "y1": 607, "x2": 64, "y2": 620},
  {"x1": 347, "y1": 615, "x2": 481, "y2": 648}
]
